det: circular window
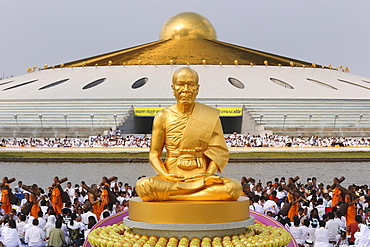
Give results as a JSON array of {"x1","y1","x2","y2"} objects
[
  {"x1": 3, "y1": 79, "x2": 38, "y2": 91},
  {"x1": 307, "y1": 78, "x2": 337, "y2": 90},
  {"x1": 132, "y1": 77, "x2": 148, "y2": 89},
  {"x1": 270, "y1": 78, "x2": 294, "y2": 89},
  {"x1": 39, "y1": 78, "x2": 69, "y2": 90},
  {"x1": 82, "y1": 78, "x2": 106, "y2": 90},
  {"x1": 228, "y1": 77, "x2": 245, "y2": 89}
]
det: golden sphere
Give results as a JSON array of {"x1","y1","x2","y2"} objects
[{"x1": 160, "y1": 12, "x2": 217, "y2": 40}]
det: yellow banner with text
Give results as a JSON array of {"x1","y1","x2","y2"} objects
[{"x1": 134, "y1": 107, "x2": 242, "y2": 116}]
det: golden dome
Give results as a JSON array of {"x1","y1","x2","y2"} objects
[{"x1": 159, "y1": 12, "x2": 217, "y2": 40}]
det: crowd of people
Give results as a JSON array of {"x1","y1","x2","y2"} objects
[
  {"x1": 1, "y1": 133, "x2": 370, "y2": 148},
  {"x1": 0, "y1": 175, "x2": 369, "y2": 246},
  {"x1": 242, "y1": 176, "x2": 370, "y2": 246},
  {"x1": 0, "y1": 176, "x2": 135, "y2": 247}
]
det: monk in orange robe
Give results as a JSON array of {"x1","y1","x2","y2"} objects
[
  {"x1": 345, "y1": 185, "x2": 358, "y2": 227},
  {"x1": 287, "y1": 193, "x2": 299, "y2": 221},
  {"x1": 100, "y1": 177, "x2": 110, "y2": 211},
  {"x1": 1, "y1": 177, "x2": 11, "y2": 215},
  {"x1": 29, "y1": 184, "x2": 43, "y2": 218},
  {"x1": 332, "y1": 187, "x2": 342, "y2": 207},
  {"x1": 51, "y1": 176, "x2": 63, "y2": 215},
  {"x1": 88, "y1": 184, "x2": 103, "y2": 220},
  {"x1": 287, "y1": 177, "x2": 301, "y2": 221}
]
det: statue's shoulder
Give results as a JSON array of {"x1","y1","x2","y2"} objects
[
  {"x1": 195, "y1": 102, "x2": 220, "y2": 115},
  {"x1": 154, "y1": 105, "x2": 175, "y2": 120}
]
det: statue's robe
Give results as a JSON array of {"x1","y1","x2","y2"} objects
[{"x1": 136, "y1": 102, "x2": 241, "y2": 201}]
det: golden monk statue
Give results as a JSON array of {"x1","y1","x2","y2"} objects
[{"x1": 136, "y1": 67, "x2": 242, "y2": 201}]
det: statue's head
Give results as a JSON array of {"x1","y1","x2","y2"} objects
[{"x1": 172, "y1": 67, "x2": 199, "y2": 105}]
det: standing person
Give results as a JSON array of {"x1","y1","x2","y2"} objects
[
  {"x1": 87, "y1": 184, "x2": 102, "y2": 221},
  {"x1": 287, "y1": 178, "x2": 300, "y2": 221},
  {"x1": 48, "y1": 220, "x2": 65, "y2": 247},
  {"x1": 0, "y1": 219, "x2": 22, "y2": 247},
  {"x1": 65, "y1": 182, "x2": 75, "y2": 203},
  {"x1": 110, "y1": 178, "x2": 119, "y2": 193},
  {"x1": 1, "y1": 177, "x2": 11, "y2": 215},
  {"x1": 347, "y1": 215, "x2": 362, "y2": 245},
  {"x1": 124, "y1": 183, "x2": 132, "y2": 198},
  {"x1": 51, "y1": 176, "x2": 63, "y2": 215},
  {"x1": 332, "y1": 178, "x2": 343, "y2": 207},
  {"x1": 100, "y1": 177, "x2": 110, "y2": 213},
  {"x1": 29, "y1": 184, "x2": 43, "y2": 219},
  {"x1": 345, "y1": 185, "x2": 358, "y2": 227},
  {"x1": 25, "y1": 218, "x2": 46, "y2": 247}
]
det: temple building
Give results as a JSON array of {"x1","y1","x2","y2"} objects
[{"x1": 1, "y1": 12, "x2": 370, "y2": 137}]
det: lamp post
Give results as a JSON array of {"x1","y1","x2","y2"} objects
[
  {"x1": 39, "y1": 114, "x2": 43, "y2": 127},
  {"x1": 283, "y1": 114, "x2": 288, "y2": 128},
  {"x1": 334, "y1": 114, "x2": 339, "y2": 127},
  {"x1": 63, "y1": 114, "x2": 68, "y2": 127},
  {"x1": 259, "y1": 115, "x2": 263, "y2": 125},
  {"x1": 113, "y1": 114, "x2": 117, "y2": 126},
  {"x1": 14, "y1": 114, "x2": 18, "y2": 127},
  {"x1": 308, "y1": 114, "x2": 312, "y2": 127},
  {"x1": 90, "y1": 114, "x2": 94, "y2": 128},
  {"x1": 359, "y1": 114, "x2": 364, "y2": 127}
]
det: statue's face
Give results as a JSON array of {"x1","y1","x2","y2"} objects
[{"x1": 172, "y1": 71, "x2": 199, "y2": 105}]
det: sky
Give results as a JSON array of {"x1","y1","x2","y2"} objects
[{"x1": 1, "y1": 0, "x2": 370, "y2": 79}]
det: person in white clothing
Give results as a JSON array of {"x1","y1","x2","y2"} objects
[
  {"x1": 334, "y1": 211, "x2": 346, "y2": 229},
  {"x1": 306, "y1": 219, "x2": 318, "y2": 244},
  {"x1": 354, "y1": 224, "x2": 370, "y2": 247},
  {"x1": 36, "y1": 211, "x2": 46, "y2": 229},
  {"x1": 16, "y1": 214, "x2": 27, "y2": 242},
  {"x1": 44, "y1": 215, "x2": 56, "y2": 239},
  {"x1": 290, "y1": 219, "x2": 305, "y2": 244},
  {"x1": 22, "y1": 216, "x2": 34, "y2": 239},
  {"x1": 314, "y1": 221, "x2": 331, "y2": 247},
  {"x1": 25, "y1": 218, "x2": 46, "y2": 247},
  {"x1": 263, "y1": 198, "x2": 279, "y2": 215},
  {"x1": 67, "y1": 214, "x2": 85, "y2": 246},
  {"x1": 325, "y1": 212, "x2": 339, "y2": 244},
  {"x1": 249, "y1": 195, "x2": 263, "y2": 214},
  {"x1": 300, "y1": 219, "x2": 310, "y2": 242},
  {"x1": 20, "y1": 193, "x2": 29, "y2": 208},
  {"x1": 81, "y1": 207, "x2": 98, "y2": 226},
  {"x1": 65, "y1": 182, "x2": 75, "y2": 202},
  {"x1": 1, "y1": 220, "x2": 22, "y2": 247}
]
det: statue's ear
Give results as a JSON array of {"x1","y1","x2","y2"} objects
[{"x1": 171, "y1": 84, "x2": 176, "y2": 95}]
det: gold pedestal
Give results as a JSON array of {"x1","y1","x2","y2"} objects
[{"x1": 128, "y1": 197, "x2": 250, "y2": 224}]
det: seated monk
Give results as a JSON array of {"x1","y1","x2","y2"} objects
[{"x1": 136, "y1": 67, "x2": 241, "y2": 201}]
